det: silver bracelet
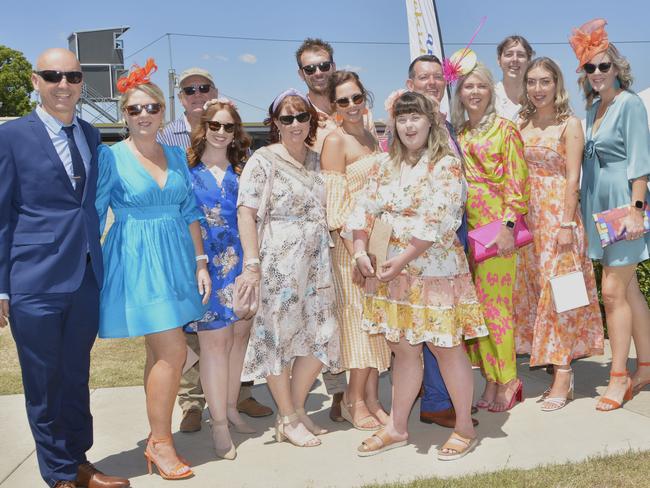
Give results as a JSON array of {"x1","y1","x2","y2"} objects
[{"x1": 195, "y1": 254, "x2": 209, "y2": 263}]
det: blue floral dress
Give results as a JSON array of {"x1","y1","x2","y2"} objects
[
  {"x1": 96, "y1": 142, "x2": 205, "y2": 338},
  {"x1": 186, "y1": 163, "x2": 243, "y2": 331}
]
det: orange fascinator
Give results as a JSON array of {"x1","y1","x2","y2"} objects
[
  {"x1": 116, "y1": 58, "x2": 158, "y2": 93},
  {"x1": 569, "y1": 19, "x2": 609, "y2": 73}
]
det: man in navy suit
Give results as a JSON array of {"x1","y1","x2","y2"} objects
[{"x1": 0, "y1": 48, "x2": 129, "y2": 488}]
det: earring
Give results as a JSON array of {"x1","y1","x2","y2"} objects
[
  {"x1": 334, "y1": 113, "x2": 343, "y2": 124},
  {"x1": 363, "y1": 108, "x2": 368, "y2": 115}
]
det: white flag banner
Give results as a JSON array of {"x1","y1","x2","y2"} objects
[{"x1": 404, "y1": 0, "x2": 449, "y2": 114}]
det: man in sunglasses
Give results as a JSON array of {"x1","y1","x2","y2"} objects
[
  {"x1": 158, "y1": 67, "x2": 218, "y2": 148},
  {"x1": 0, "y1": 48, "x2": 130, "y2": 488},
  {"x1": 296, "y1": 38, "x2": 376, "y2": 155},
  {"x1": 403, "y1": 54, "x2": 477, "y2": 430}
]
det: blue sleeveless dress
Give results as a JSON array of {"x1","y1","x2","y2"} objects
[{"x1": 96, "y1": 141, "x2": 205, "y2": 338}]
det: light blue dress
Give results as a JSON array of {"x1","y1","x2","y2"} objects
[
  {"x1": 185, "y1": 163, "x2": 243, "y2": 331},
  {"x1": 581, "y1": 90, "x2": 650, "y2": 266},
  {"x1": 96, "y1": 141, "x2": 205, "y2": 338}
]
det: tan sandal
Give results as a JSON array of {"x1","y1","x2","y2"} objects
[
  {"x1": 357, "y1": 429, "x2": 407, "y2": 457},
  {"x1": 341, "y1": 395, "x2": 381, "y2": 431},
  {"x1": 437, "y1": 432, "x2": 478, "y2": 461}
]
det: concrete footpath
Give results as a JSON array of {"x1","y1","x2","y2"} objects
[{"x1": 2, "y1": 343, "x2": 650, "y2": 487}]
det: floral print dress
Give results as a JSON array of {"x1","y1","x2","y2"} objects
[
  {"x1": 185, "y1": 163, "x2": 243, "y2": 331},
  {"x1": 513, "y1": 122, "x2": 604, "y2": 366},
  {"x1": 346, "y1": 152, "x2": 487, "y2": 346},
  {"x1": 459, "y1": 114, "x2": 530, "y2": 384},
  {"x1": 237, "y1": 146, "x2": 340, "y2": 380}
]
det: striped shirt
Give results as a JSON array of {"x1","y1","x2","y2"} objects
[{"x1": 157, "y1": 115, "x2": 192, "y2": 149}]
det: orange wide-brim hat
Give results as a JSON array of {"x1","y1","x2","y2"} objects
[{"x1": 569, "y1": 18, "x2": 609, "y2": 73}]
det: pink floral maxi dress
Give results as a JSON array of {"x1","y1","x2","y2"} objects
[
  {"x1": 459, "y1": 115, "x2": 530, "y2": 384},
  {"x1": 513, "y1": 122, "x2": 604, "y2": 366}
]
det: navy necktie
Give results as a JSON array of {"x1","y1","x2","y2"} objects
[{"x1": 62, "y1": 125, "x2": 86, "y2": 197}]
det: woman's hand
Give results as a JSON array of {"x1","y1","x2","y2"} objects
[
  {"x1": 196, "y1": 266, "x2": 212, "y2": 305},
  {"x1": 486, "y1": 225, "x2": 515, "y2": 257},
  {"x1": 557, "y1": 227, "x2": 575, "y2": 253},
  {"x1": 377, "y1": 255, "x2": 407, "y2": 282},
  {"x1": 239, "y1": 266, "x2": 261, "y2": 292},
  {"x1": 622, "y1": 207, "x2": 646, "y2": 241},
  {"x1": 356, "y1": 255, "x2": 375, "y2": 278}
]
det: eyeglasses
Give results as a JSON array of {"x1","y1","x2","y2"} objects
[
  {"x1": 278, "y1": 112, "x2": 311, "y2": 125},
  {"x1": 125, "y1": 103, "x2": 162, "y2": 116},
  {"x1": 584, "y1": 62, "x2": 612, "y2": 74},
  {"x1": 335, "y1": 93, "x2": 365, "y2": 108},
  {"x1": 181, "y1": 84, "x2": 213, "y2": 96},
  {"x1": 207, "y1": 121, "x2": 235, "y2": 133},
  {"x1": 300, "y1": 61, "x2": 333, "y2": 75},
  {"x1": 35, "y1": 70, "x2": 83, "y2": 84}
]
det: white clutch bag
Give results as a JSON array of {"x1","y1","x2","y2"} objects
[{"x1": 549, "y1": 251, "x2": 590, "y2": 313}]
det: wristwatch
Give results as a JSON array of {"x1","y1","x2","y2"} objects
[
  {"x1": 505, "y1": 220, "x2": 515, "y2": 229},
  {"x1": 634, "y1": 200, "x2": 645, "y2": 210}
]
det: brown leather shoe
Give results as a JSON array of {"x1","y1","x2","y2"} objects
[
  {"x1": 237, "y1": 397, "x2": 273, "y2": 417},
  {"x1": 420, "y1": 407, "x2": 479, "y2": 428},
  {"x1": 179, "y1": 407, "x2": 203, "y2": 432},
  {"x1": 53, "y1": 482, "x2": 76, "y2": 488},
  {"x1": 76, "y1": 462, "x2": 130, "y2": 488},
  {"x1": 329, "y1": 392, "x2": 345, "y2": 422}
]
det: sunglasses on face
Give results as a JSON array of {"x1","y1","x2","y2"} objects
[
  {"x1": 277, "y1": 112, "x2": 311, "y2": 125},
  {"x1": 181, "y1": 84, "x2": 213, "y2": 96},
  {"x1": 35, "y1": 70, "x2": 83, "y2": 84},
  {"x1": 301, "y1": 61, "x2": 332, "y2": 75},
  {"x1": 584, "y1": 62, "x2": 612, "y2": 74},
  {"x1": 125, "y1": 103, "x2": 162, "y2": 116},
  {"x1": 207, "y1": 121, "x2": 235, "y2": 133},
  {"x1": 335, "y1": 93, "x2": 365, "y2": 108}
]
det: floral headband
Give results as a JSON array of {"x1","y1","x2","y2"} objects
[
  {"x1": 569, "y1": 18, "x2": 609, "y2": 73},
  {"x1": 384, "y1": 89, "x2": 407, "y2": 119},
  {"x1": 203, "y1": 97, "x2": 238, "y2": 111},
  {"x1": 117, "y1": 58, "x2": 157, "y2": 93}
]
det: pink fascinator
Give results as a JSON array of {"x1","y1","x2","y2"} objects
[
  {"x1": 203, "y1": 97, "x2": 238, "y2": 111},
  {"x1": 384, "y1": 89, "x2": 407, "y2": 118},
  {"x1": 442, "y1": 16, "x2": 486, "y2": 84}
]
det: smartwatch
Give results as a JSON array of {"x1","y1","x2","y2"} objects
[{"x1": 505, "y1": 220, "x2": 515, "y2": 229}]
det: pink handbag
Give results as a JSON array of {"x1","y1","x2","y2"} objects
[{"x1": 468, "y1": 215, "x2": 533, "y2": 263}]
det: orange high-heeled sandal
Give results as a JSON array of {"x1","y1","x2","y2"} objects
[
  {"x1": 632, "y1": 361, "x2": 650, "y2": 393},
  {"x1": 596, "y1": 370, "x2": 633, "y2": 411},
  {"x1": 144, "y1": 436, "x2": 193, "y2": 480}
]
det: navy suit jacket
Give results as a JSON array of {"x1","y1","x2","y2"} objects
[{"x1": 0, "y1": 110, "x2": 103, "y2": 295}]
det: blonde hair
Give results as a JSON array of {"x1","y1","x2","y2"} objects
[
  {"x1": 451, "y1": 62, "x2": 496, "y2": 132},
  {"x1": 388, "y1": 92, "x2": 451, "y2": 176},
  {"x1": 578, "y1": 43, "x2": 633, "y2": 109},
  {"x1": 119, "y1": 82, "x2": 166, "y2": 113},
  {"x1": 519, "y1": 57, "x2": 572, "y2": 123}
]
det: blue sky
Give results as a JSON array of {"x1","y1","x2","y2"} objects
[{"x1": 4, "y1": 0, "x2": 649, "y2": 122}]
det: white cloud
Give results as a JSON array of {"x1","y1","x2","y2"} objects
[
  {"x1": 201, "y1": 53, "x2": 211, "y2": 60},
  {"x1": 239, "y1": 53, "x2": 257, "y2": 64},
  {"x1": 341, "y1": 64, "x2": 363, "y2": 73},
  {"x1": 214, "y1": 55, "x2": 229, "y2": 62},
  {"x1": 201, "y1": 54, "x2": 229, "y2": 62}
]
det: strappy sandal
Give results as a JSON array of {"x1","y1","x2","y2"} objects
[
  {"x1": 275, "y1": 413, "x2": 321, "y2": 447},
  {"x1": 542, "y1": 368, "x2": 574, "y2": 412},
  {"x1": 357, "y1": 429, "x2": 407, "y2": 457},
  {"x1": 144, "y1": 436, "x2": 193, "y2": 480},
  {"x1": 437, "y1": 432, "x2": 478, "y2": 461},
  {"x1": 632, "y1": 361, "x2": 650, "y2": 393},
  {"x1": 341, "y1": 395, "x2": 381, "y2": 431},
  {"x1": 596, "y1": 370, "x2": 633, "y2": 411}
]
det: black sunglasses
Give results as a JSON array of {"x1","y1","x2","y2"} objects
[
  {"x1": 125, "y1": 103, "x2": 162, "y2": 116},
  {"x1": 278, "y1": 112, "x2": 311, "y2": 125},
  {"x1": 335, "y1": 93, "x2": 365, "y2": 108},
  {"x1": 35, "y1": 70, "x2": 83, "y2": 84},
  {"x1": 301, "y1": 61, "x2": 333, "y2": 75},
  {"x1": 207, "y1": 121, "x2": 235, "y2": 133},
  {"x1": 181, "y1": 84, "x2": 213, "y2": 96},
  {"x1": 584, "y1": 62, "x2": 612, "y2": 74}
]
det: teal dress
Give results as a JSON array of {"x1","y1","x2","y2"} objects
[
  {"x1": 581, "y1": 90, "x2": 650, "y2": 266},
  {"x1": 96, "y1": 142, "x2": 205, "y2": 338}
]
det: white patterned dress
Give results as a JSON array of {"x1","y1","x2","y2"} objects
[{"x1": 238, "y1": 146, "x2": 340, "y2": 380}]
